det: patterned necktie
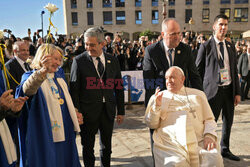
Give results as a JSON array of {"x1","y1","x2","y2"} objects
[
  {"x1": 24, "y1": 62, "x2": 31, "y2": 71},
  {"x1": 218, "y1": 42, "x2": 224, "y2": 69},
  {"x1": 96, "y1": 57, "x2": 104, "y2": 76},
  {"x1": 168, "y1": 49, "x2": 173, "y2": 67}
]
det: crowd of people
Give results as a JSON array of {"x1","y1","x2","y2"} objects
[
  {"x1": 1, "y1": 27, "x2": 248, "y2": 75},
  {"x1": 0, "y1": 13, "x2": 249, "y2": 167}
]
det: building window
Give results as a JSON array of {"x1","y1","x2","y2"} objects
[
  {"x1": 71, "y1": 12, "x2": 78, "y2": 26},
  {"x1": 220, "y1": 8, "x2": 231, "y2": 18},
  {"x1": 152, "y1": 10, "x2": 159, "y2": 24},
  {"x1": 135, "y1": 10, "x2": 142, "y2": 24},
  {"x1": 103, "y1": 0, "x2": 112, "y2": 7},
  {"x1": 116, "y1": 0, "x2": 125, "y2": 7},
  {"x1": 169, "y1": 0, "x2": 175, "y2": 6},
  {"x1": 87, "y1": 12, "x2": 93, "y2": 25},
  {"x1": 116, "y1": 11, "x2": 125, "y2": 24},
  {"x1": 87, "y1": 0, "x2": 93, "y2": 8},
  {"x1": 235, "y1": 0, "x2": 248, "y2": 3},
  {"x1": 202, "y1": 8, "x2": 209, "y2": 23},
  {"x1": 103, "y1": 11, "x2": 113, "y2": 25},
  {"x1": 135, "y1": 0, "x2": 141, "y2": 7},
  {"x1": 221, "y1": 0, "x2": 230, "y2": 4},
  {"x1": 152, "y1": 0, "x2": 158, "y2": 6},
  {"x1": 185, "y1": 9, "x2": 192, "y2": 23},
  {"x1": 168, "y1": 9, "x2": 175, "y2": 18},
  {"x1": 203, "y1": 0, "x2": 210, "y2": 4},
  {"x1": 71, "y1": 0, "x2": 77, "y2": 8},
  {"x1": 186, "y1": 0, "x2": 192, "y2": 5},
  {"x1": 234, "y1": 8, "x2": 248, "y2": 22}
]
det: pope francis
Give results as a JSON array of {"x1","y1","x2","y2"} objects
[{"x1": 145, "y1": 66, "x2": 224, "y2": 167}]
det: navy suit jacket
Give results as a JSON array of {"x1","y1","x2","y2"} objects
[
  {"x1": 5, "y1": 57, "x2": 25, "y2": 93},
  {"x1": 5, "y1": 57, "x2": 25, "y2": 137},
  {"x1": 70, "y1": 51, "x2": 124, "y2": 123},
  {"x1": 196, "y1": 37, "x2": 240, "y2": 100},
  {"x1": 143, "y1": 40, "x2": 203, "y2": 106}
]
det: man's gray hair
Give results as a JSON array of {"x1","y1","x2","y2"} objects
[
  {"x1": 167, "y1": 66, "x2": 185, "y2": 76},
  {"x1": 84, "y1": 27, "x2": 105, "y2": 43}
]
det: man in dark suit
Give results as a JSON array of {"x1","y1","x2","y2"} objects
[
  {"x1": 238, "y1": 42, "x2": 250, "y2": 101},
  {"x1": 5, "y1": 41, "x2": 30, "y2": 165},
  {"x1": 196, "y1": 14, "x2": 241, "y2": 161},
  {"x1": 70, "y1": 27, "x2": 125, "y2": 167},
  {"x1": 143, "y1": 19, "x2": 203, "y2": 166},
  {"x1": 5, "y1": 41, "x2": 31, "y2": 93},
  {"x1": 143, "y1": 19, "x2": 202, "y2": 106}
]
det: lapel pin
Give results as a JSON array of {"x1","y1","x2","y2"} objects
[
  {"x1": 107, "y1": 60, "x2": 111, "y2": 63},
  {"x1": 177, "y1": 50, "x2": 181, "y2": 54},
  {"x1": 227, "y1": 44, "x2": 230, "y2": 48}
]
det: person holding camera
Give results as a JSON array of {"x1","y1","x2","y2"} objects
[
  {"x1": 73, "y1": 38, "x2": 85, "y2": 56},
  {"x1": 62, "y1": 46, "x2": 74, "y2": 83},
  {"x1": 105, "y1": 35, "x2": 113, "y2": 55},
  {"x1": 136, "y1": 38, "x2": 146, "y2": 70},
  {"x1": 112, "y1": 34, "x2": 126, "y2": 71}
]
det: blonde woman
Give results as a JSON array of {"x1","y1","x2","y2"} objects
[{"x1": 16, "y1": 44, "x2": 83, "y2": 167}]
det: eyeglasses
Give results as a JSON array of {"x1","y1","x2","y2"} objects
[{"x1": 167, "y1": 32, "x2": 181, "y2": 37}]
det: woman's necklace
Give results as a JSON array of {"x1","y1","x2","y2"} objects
[
  {"x1": 172, "y1": 88, "x2": 196, "y2": 118},
  {"x1": 57, "y1": 84, "x2": 64, "y2": 105},
  {"x1": 47, "y1": 75, "x2": 64, "y2": 105}
]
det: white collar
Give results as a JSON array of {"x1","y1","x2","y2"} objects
[
  {"x1": 14, "y1": 55, "x2": 25, "y2": 64},
  {"x1": 92, "y1": 52, "x2": 105, "y2": 61},
  {"x1": 163, "y1": 41, "x2": 175, "y2": 53},
  {"x1": 167, "y1": 86, "x2": 186, "y2": 97},
  {"x1": 213, "y1": 36, "x2": 225, "y2": 45}
]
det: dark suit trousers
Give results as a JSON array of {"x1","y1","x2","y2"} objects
[
  {"x1": 208, "y1": 85, "x2": 234, "y2": 152},
  {"x1": 80, "y1": 103, "x2": 114, "y2": 167},
  {"x1": 241, "y1": 71, "x2": 250, "y2": 100}
]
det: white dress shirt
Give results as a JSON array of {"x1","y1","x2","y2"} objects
[
  {"x1": 91, "y1": 52, "x2": 106, "y2": 78},
  {"x1": 163, "y1": 42, "x2": 175, "y2": 66},
  {"x1": 214, "y1": 37, "x2": 231, "y2": 86},
  {"x1": 15, "y1": 56, "x2": 28, "y2": 72}
]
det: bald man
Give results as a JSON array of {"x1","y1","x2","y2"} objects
[
  {"x1": 4, "y1": 41, "x2": 30, "y2": 165},
  {"x1": 145, "y1": 67, "x2": 223, "y2": 167},
  {"x1": 143, "y1": 19, "x2": 203, "y2": 165}
]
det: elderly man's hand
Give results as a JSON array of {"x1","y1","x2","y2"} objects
[
  {"x1": 204, "y1": 136, "x2": 216, "y2": 151},
  {"x1": 155, "y1": 87, "x2": 163, "y2": 106}
]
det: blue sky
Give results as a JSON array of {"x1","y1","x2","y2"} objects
[{"x1": 0, "y1": 0, "x2": 65, "y2": 38}]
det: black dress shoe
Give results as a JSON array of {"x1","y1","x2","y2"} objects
[{"x1": 221, "y1": 151, "x2": 240, "y2": 161}]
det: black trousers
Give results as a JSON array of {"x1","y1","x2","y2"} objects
[
  {"x1": 149, "y1": 129, "x2": 155, "y2": 167},
  {"x1": 240, "y1": 72, "x2": 250, "y2": 100},
  {"x1": 208, "y1": 85, "x2": 234, "y2": 152},
  {"x1": 80, "y1": 104, "x2": 114, "y2": 167}
]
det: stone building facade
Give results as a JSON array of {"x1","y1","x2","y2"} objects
[{"x1": 63, "y1": 0, "x2": 250, "y2": 40}]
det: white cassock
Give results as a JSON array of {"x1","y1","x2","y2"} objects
[{"x1": 145, "y1": 87, "x2": 224, "y2": 167}]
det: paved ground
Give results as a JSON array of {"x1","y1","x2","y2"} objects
[{"x1": 76, "y1": 100, "x2": 250, "y2": 167}]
